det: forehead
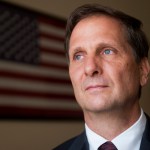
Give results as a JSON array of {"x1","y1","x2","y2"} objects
[
  {"x1": 73, "y1": 15, "x2": 125, "y2": 34},
  {"x1": 69, "y1": 15, "x2": 128, "y2": 49}
]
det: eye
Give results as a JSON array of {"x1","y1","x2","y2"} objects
[
  {"x1": 103, "y1": 49, "x2": 113, "y2": 55},
  {"x1": 74, "y1": 54, "x2": 83, "y2": 60},
  {"x1": 74, "y1": 53, "x2": 84, "y2": 61}
]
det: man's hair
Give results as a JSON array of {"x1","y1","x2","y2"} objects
[{"x1": 65, "y1": 3, "x2": 149, "y2": 63}]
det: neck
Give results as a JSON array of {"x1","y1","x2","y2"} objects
[{"x1": 84, "y1": 104, "x2": 141, "y2": 140}]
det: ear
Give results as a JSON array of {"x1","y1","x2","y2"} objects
[{"x1": 140, "y1": 57, "x2": 150, "y2": 86}]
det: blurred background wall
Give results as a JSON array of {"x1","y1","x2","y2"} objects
[{"x1": 0, "y1": 0, "x2": 150, "y2": 149}]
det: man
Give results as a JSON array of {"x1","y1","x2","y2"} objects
[{"x1": 54, "y1": 4, "x2": 150, "y2": 150}]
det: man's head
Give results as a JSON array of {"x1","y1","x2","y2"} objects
[
  {"x1": 67, "y1": 4, "x2": 150, "y2": 114},
  {"x1": 65, "y1": 4, "x2": 149, "y2": 63}
]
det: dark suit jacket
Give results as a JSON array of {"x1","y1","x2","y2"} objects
[{"x1": 53, "y1": 114, "x2": 150, "y2": 150}]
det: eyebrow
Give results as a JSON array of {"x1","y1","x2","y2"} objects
[
  {"x1": 69, "y1": 46, "x2": 84, "y2": 55},
  {"x1": 70, "y1": 43, "x2": 113, "y2": 51},
  {"x1": 96, "y1": 42, "x2": 116, "y2": 49}
]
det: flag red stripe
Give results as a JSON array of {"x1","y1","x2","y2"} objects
[
  {"x1": 40, "y1": 61, "x2": 68, "y2": 70},
  {"x1": 41, "y1": 47, "x2": 65, "y2": 57},
  {"x1": 0, "y1": 88, "x2": 75, "y2": 100},
  {"x1": 38, "y1": 16, "x2": 66, "y2": 29},
  {"x1": 0, "y1": 106, "x2": 82, "y2": 118},
  {"x1": 0, "y1": 70, "x2": 71, "y2": 84},
  {"x1": 39, "y1": 32, "x2": 64, "y2": 42}
]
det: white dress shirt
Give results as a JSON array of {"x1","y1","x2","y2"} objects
[{"x1": 85, "y1": 109, "x2": 146, "y2": 150}]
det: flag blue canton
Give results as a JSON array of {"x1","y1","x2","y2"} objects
[{"x1": 0, "y1": 6, "x2": 39, "y2": 64}]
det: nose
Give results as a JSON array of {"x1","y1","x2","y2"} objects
[{"x1": 84, "y1": 56, "x2": 102, "y2": 76}]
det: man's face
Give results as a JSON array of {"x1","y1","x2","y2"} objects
[{"x1": 68, "y1": 15, "x2": 148, "y2": 113}]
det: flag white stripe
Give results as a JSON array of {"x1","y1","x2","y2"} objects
[
  {"x1": 39, "y1": 37, "x2": 64, "y2": 51},
  {"x1": 0, "y1": 77, "x2": 73, "y2": 94},
  {"x1": 0, "y1": 60, "x2": 69, "y2": 79},
  {"x1": 41, "y1": 52, "x2": 67, "y2": 65},
  {"x1": 39, "y1": 22, "x2": 65, "y2": 38}
]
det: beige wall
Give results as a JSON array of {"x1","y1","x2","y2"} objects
[
  {"x1": 0, "y1": 120, "x2": 84, "y2": 150},
  {"x1": 1, "y1": 0, "x2": 150, "y2": 149}
]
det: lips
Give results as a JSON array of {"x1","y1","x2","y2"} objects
[{"x1": 85, "y1": 85, "x2": 108, "y2": 91}]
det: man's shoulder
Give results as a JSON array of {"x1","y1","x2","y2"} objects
[
  {"x1": 145, "y1": 113, "x2": 150, "y2": 130},
  {"x1": 53, "y1": 131, "x2": 87, "y2": 150},
  {"x1": 140, "y1": 113, "x2": 150, "y2": 150}
]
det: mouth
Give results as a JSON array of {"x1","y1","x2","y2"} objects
[{"x1": 85, "y1": 85, "x2": 108, "y2": 91}]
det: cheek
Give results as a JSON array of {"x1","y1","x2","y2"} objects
[
  {"x1": 105, "y1": 61, "x2": 123, "y2": 80},
  {"x1": 107, "y1": 61, "x2": 138, "y2": 85},
  {"x1": 69, "y1": 65, "x2": 82, "y2": 90},
  {"x1": 69, "y1": 66, "x2": 85, "y2": 105},
  {"x1": 113, "y1": 62, "x2": 140, "y2": 89}
]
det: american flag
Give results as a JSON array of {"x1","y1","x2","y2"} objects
[{"x1": 0, "y1": 2, "x2": 82, "y2": 119}]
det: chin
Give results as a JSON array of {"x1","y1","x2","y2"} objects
[{"x1": 83, "y1": 102, "x2": 108, "y2": 112}]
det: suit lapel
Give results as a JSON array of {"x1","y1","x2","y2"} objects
[
  {"x1": 140, "y1": 114, "x2": 150, "y2": 150},
  {"x1": 69, "y1": 131, "x2": 89, "y2": 150}
]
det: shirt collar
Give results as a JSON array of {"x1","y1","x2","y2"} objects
[
  {"x1": 85, "y1": 123, "x2": 107, "y2": 150},
  {"x1": 85, "y1": 109, "x2": 146, "y2": 150},
  {"x1": 113, "y1": 109, "x2": 146, "y2": 150}
]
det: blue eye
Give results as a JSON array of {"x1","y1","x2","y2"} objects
[
  {"x1": 104, "y1": 49, "x2": 113, "y2": 55},
  {"x1": 74, "y1": 54, "x2": 82, "y2": 60}
]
